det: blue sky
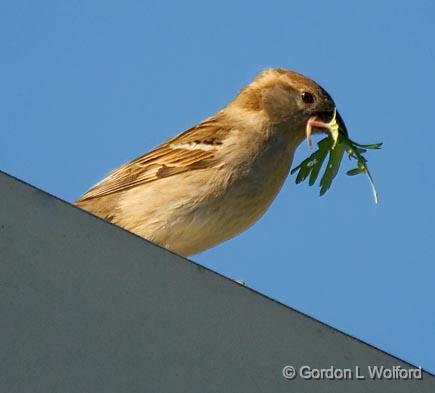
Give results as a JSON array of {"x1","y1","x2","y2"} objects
[{"x1": 1, "y1": 0, "x2": 434, "y2": 373}]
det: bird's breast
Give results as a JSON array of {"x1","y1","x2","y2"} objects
[
  {"x1": 218, "y1": 140, "x2": 294, "y2": 225},
  {"x1": 118, "y1": 131, "x2": 299, "y2": 256},
  {"x1": 182, "y1": 137, "x2": 296, "y2": 253}
]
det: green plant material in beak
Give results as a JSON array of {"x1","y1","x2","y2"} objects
[{"x1": 291, "y1": 110, "x2": 382, "y2": 203}]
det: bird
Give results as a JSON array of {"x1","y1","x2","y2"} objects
[{"x1": 75, "y1": 68, "x2": 346, "y2": 256}]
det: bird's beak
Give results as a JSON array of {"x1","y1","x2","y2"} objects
[{"x1": 305, "y1": 108, "x2": 348, "y2": 148}]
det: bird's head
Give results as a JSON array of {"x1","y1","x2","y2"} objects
[{"x1": 232, "y1": 68, "x2": 347, "y2": 142}]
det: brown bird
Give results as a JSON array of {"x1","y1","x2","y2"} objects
[{"x1": 76, "y1": 68, "x2": 345, "y2": 256}]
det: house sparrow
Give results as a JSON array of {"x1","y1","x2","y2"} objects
[{"x1": 75, "y1": 68, "x2": 345, "y2": 256}]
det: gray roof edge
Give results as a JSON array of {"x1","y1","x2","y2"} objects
[{"x1": 2, "y1": 169, "x2": 432, "y2": 379}]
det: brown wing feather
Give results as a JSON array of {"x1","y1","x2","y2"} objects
[{"x1": 77, "y1": 113, "x2": 228, "y2": 201}]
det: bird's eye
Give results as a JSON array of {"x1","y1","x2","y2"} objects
[{"x1": 301, "y1": 91, "x2": 315, "y2": 104}]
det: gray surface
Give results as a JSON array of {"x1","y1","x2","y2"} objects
[{"x1": 0, "y1": 170, "x2": 433, "y2": 393}]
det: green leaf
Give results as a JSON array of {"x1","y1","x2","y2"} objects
[
  {"x1": 346, "y1": 167, "x2": 365, "y2": 176},
  {"x1": 308, "y1": 146, "x2": 329, "y2": 186},
  {"x1": 351, "y1": 141, "x2": 383, "y2": 150},
  {"x1": 291, "y1": 131, "x2": 382, "y2": 203},
  {"x1": 319, "y1": 142, "x2": 346, "y2": 196},
  {"x1": 295, "y1": 158, "x2": 312, "y2": 184},
  {"x1": 354, "y1": 147, "x2": 367, "y2": 154}
]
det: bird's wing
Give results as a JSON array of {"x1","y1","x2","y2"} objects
[{"x1": 77, "y1": 114, "x2": 229, "y2": 201}]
